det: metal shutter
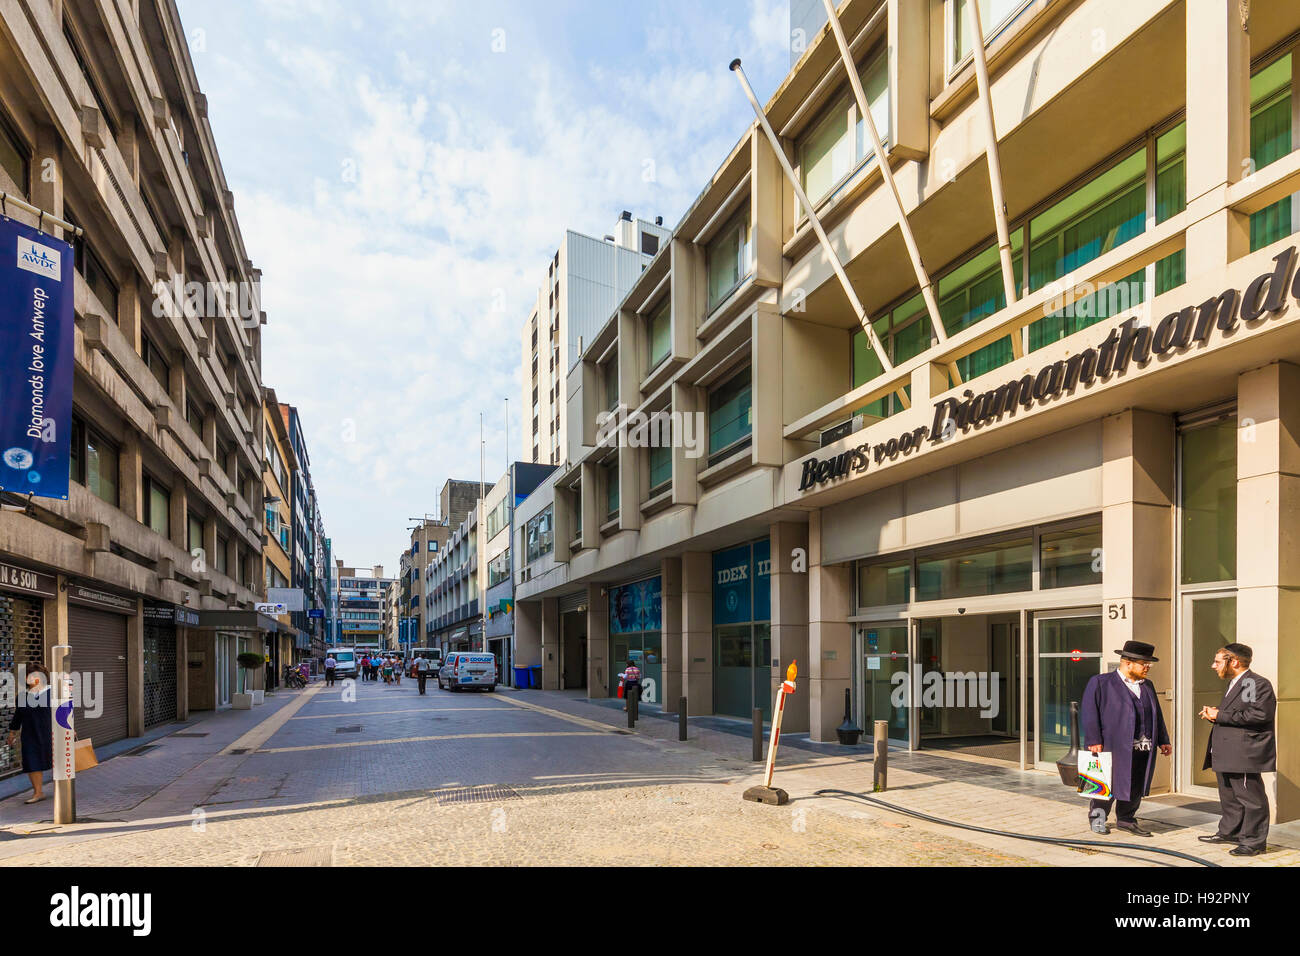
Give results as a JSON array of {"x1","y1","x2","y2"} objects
[
  {"x1": 143, "y1": 619, "x2": 177, "y2": 729},
  {"x1": 68, "y1": 605, "x2": 128, "y2": 746},
  {"x1": 0, "y1": 594, "x2": 45, "y2": 776},
  {"x1": 558, "y1": 591, "x2": 586, "y2": 614}
]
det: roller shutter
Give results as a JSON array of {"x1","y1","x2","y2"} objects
[{"x1": 68, "y1": 605, "x2": 129, "y2": 746}]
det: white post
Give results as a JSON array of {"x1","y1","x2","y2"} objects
[{"x1": 51, "y1": 644, "x2": 75, "y2": 824}]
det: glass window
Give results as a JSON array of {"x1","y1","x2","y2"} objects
[
  {"x1": 605, "y1": 460, "x2": 619, "y2": 518},
  {"x1": 952, "y1": 0, "x2": 1029, "y2": 66},
  {"x1": 708, "y1": 366, "x2": 752, "y2": 458},
  {"x1": 1155, "y1": 122, "x2": 1187, "y2": 294},
  {"x1": 1039, "y1": 524, "x2": 1102, "y2": 588},
  {"x1": 1180, "y1": 419, "x2": 1237, "y2": 584},
  {"x1": 188, "y1": 513, "x2": 204, "y2": 553},
  {"x1": 85, "y1": 427, "x2": 117, "y2": 507},
  {"x1": 852, "y1": 293, "x2": 928, "y2": 419},
  {"x1": 706, "y1": 207, "x2": 751, "y2": 311},
  {"x1": 853, "y1": 54, "x2": 891, "y2": 161},
  {"x1": 215, "y1": 535, "x2": 228, "y2": 574},
  {"x1": 1249, "y1": 54, "x2": 1294, "y2": 251},
  {"x1": 142, "y1": 334, "x2": 170, "y2": 390},
  {"x1": 0, "y1": 109, "x2": 29, "y2": 194},
  {"x1": 858, "y1": 558, "x2": 911, "y2": 607},
  {"x1": 82, "y1": 242, "x2": 119, "y2": 318},
  {"x1": 603, "y1": 358, "x2": 618, "y2": 411},
  {"x1": 647, "y1": 297, "x2": 671, "y2": 371},
  {"x1": 648, "y1": 442, "x2": 671, "y2": 496},
  {"x1": 938, "y1": 232, "x2": 1023, "y2": 381},
  {"x1": 144, "y1": 475, "x2": 170, "y2": 538},
  {"x1": 800, "y1": 97, "x2": 852, "y2": 205},
  {"x1": 525, "y1": 506, "x2": 553, "y2": 563},
  {"x1": 916, "y1": 537, "x2": 1032, "y2": 601}
]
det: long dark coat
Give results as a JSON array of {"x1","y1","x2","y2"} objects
[
  {"x1": 1080, "y1": 670, "x2": 1170, "y2": 802},
  {"x1": 1202, "y1": 669, "x2": 1277, "y2": 773},
  {"x1": 7, "y1": 687, "x2": 54, "y2": 773}
]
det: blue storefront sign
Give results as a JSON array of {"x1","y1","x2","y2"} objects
[
  {"x1": 713, "y1": 539, "x2": 770, "y2": 625},
  {"x1": 0, "y1": 217, "x2": 74, "y2": 499}
]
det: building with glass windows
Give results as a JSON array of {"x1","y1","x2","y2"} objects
[
  {"x1": 511, "y1": 0, "x2": 1300, "y2": 820},
  {"x1": 332, "y1": 564, "x2": 394, "y2": 648}
]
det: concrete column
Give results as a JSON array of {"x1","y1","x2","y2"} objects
[
  {"x1": 752, "y1": 304, "x2": 782, "y2": 467},
  {"x1": 118, "y1": 278, "x2": 141, "y2": 354},
  {"x1": 809, "y1": 509, "x2": 853, "y2": 742},
  {"x1": 43, "y1": 577, "x2": 70, "y2": 666},
  {"x1": 671, "y1": 381, "x2": 702, "y2": 504},
  {"x1": 587, "y1": 584, "x2": 609, "y2": 697},
  {"x1": 659, "y1": 556, "x2": 683, "y2": 712},
  {"x1": 1184, "y1": 0, "x2": 1251, "y2": 278},
  {"x1": 118, "y1": 428, "x2": 143, "y2": 522},
  {"x1": 540, "y1": 596, "x2": 559, "y2": 690},
  {"x1": 770, "y1": 521, "x2": 810, "y2": 733},
  {"x1": 580, "y1": 461, "x2": 600, "y2": 551},
  {"x1": 1101, "y1": 409, "x2": 1175, "y2": 792},
  {"x1": 30, "y1": 126, "x2": 62, "y2": 237},
  {"x1": 168, "y1": 352, "x2": 186, "y2": 412},
  {"x1": 681, "y1": 551, "x2": 712, "y2": 715},
  {"x1": 1237, "y1": 362, "x2": 1300, "y2": 821},
  {"x1": 126, "y1": 598, "x2": 144, "y2": 738}
]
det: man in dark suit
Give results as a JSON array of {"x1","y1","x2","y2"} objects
[
  {"x1": 1080, "y1": 641, "x2": 1172, "y2": 836},
  {"x1": 1197, "y1": 642, "x2": 1276, "y2": 857}
]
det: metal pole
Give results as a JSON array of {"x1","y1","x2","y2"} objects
[
  {"x1": 679, "y1": 697, "x2": 688, "y2": 741},
  {"x1": 51, "y1": 645, "x2": 75, "y2": 824},
  {"x1": 819, "y1": 0, "x2": 945, "y2": 352},
  {"x1": 479, "y1": 413, "x2": 486, "y2": 654},
  {"x1": 968, "y1": 0, "x2": 1021, "y2": 359},
  {"x1": 730, "y1": 58, "x2": 894, "y2": 377},
  {"x1": 873, "y1": 719, "x2": 889, "y2": 792},
  {"x1": 752, "y1": 707, "x2": 763, "y2": 762},
  {"x1": 0, "y1": 191, "x2": 82, "y2": 236}
]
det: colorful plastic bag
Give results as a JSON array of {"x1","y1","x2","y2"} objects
[{"x1": 1077, "y1": 750, "x2": 1112, "y2": 799}]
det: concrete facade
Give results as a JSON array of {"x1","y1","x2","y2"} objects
[{"x1": 510, "y1": 0, "x2": 1300, "y2": 821}]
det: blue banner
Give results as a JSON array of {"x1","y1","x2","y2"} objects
[
  {"x1": 609, "y1": 577, "x2": 661, "y2": 634},
  {"x1": 0, "y1": 217, "x2": 74, "y2": 499},
  {"x1": 713, "y1": 538, "x2": 771, "y2": 625}
]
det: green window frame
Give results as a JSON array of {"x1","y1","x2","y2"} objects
[
  {"x1": 603, "y1": 357, "x2": 619, "y2": 411},
  {"x1": 143, "y1": 474, "x2": 170, "y2": 538},
  {"x1": 605, "y1": 461, "x2": 620, "y2": 519},
  {"x1": 0, "y1": 107, "x2": 30, "y2": 195},
  {"x1": 706, "y1": 207, "x2": 751, "y2": 311},
  {"x1": 648, "y1": 441, "x2": 672, "y2": 497},
  {"x1": 797, "y1": 52, "x2": 891, "y2": 210},
  {"x1": 851, "y1": 292, "x2": 929, "y2": 420},
  {"x1": 647, "y1": 297, "x2": 671, "y2": 372},
  {"x1": 1249, "y1": 53, "x2": 1294, "y2": 251},
  {"x1": 708, "y1": 366, "x2": 752, "y2": 463},
  {"x1": 937, "y1": 232, "x2": 1023, "y2": 381}
]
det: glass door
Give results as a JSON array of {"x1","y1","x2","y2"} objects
[
  {"x1": 1034, "y1": 612, "x2": 1102, "y2": 769},
  {"x1": 859, "y1": 623, "x2": 909, "y2": 743},
  {"x1": 1182, "y1": 591, "x2": 1236, "y2": 793}
]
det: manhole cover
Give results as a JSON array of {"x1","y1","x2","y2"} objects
[
  {"x1": 335, "y1": 726, "x2": 362, "y2": 734},
  {"x1": 171, "y1": 732, "x2": 209, "y2": 738},
  {"x1": 434, "y1": 785, "x2": 522, "y2": 805},
  {"x1": 121, "y1": 744, "x2": 159, "y2": 756},
  {"x1": 257, "y1": 845, "x2": 333, "y2": 867}
]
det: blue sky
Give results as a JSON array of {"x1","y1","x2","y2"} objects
[{"x1": 175, "y1": 0, "x2": 794, "y2": 570}]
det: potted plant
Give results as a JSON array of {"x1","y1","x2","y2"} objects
[{"x1": 235, "y1": 651, "x2": 264, "y2": 709}]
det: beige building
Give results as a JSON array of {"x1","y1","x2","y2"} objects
[
  {"x1": 0, "y1": 0, "x2": 270, "y2": 766},
  {"x1": 513, "y1": 0, "x2": 1300, "y2": 821}
]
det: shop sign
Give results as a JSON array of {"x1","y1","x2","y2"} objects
[
  {"x1": 143, "y1": 602, "x2": 199, "y2": 626},
  {"x1": 0, "y1": 559, "x2": 56, "y2": 598},
  {"x1": 798, "y1": 247, "x2": 1300, "y2": 492},
  {"x1": 68, "y1": 585, "x2": 136, "y2": 614}
]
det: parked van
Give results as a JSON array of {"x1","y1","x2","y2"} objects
[
  {"x1": 438, "y1": 652, "x2": 496, "y2": 692},
  {"x1": 329, "y1": 647, "x2": 358, "y2": 678},
  {"x1": 408, "y1": 647, "x2": 443, "y2": 678}
]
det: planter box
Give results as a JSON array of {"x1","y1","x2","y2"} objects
[
  {"x1": 233, "y1": 692, "x2": 254, "y2": 710},
  {"x1": 251, "y1": 690, "x2": 265, "y2": 705}
]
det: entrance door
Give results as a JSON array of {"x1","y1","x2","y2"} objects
[
  {"x1": 859, "y1": 623, "x2": 909, "y2": 743},
  {"x1": 989, "y1": 621, "x2": 1020, "y2": 736},
  {"x1": 1182, "y1": 591, "x2": 1236, "y2": 793},
  {"x1": 561, "y1": 611, "x2": 586, "y2": 690},
  {"x1": 1034, "y1": 612, "x2": 1102, "y2": 769}
]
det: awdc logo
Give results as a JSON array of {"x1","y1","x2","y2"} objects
[{"x1": 17, "y1": 236, "x2": 61, "y2": 280}]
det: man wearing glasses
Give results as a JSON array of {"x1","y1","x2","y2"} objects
[
  {"x1": 1197, "y1": 643, "x2": 1275, "y2": 857},
  {"x1": 1081, "y1": 640, "x2": 1172, "y2": 836}
]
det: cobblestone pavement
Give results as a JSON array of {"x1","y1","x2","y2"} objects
[{"x1": 0, "y1": 681, "x2": 1293, "y2": 866}]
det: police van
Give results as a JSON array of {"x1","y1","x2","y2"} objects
[{"x1": 437, "y1": 652, "x2": 497, "y2": 692}]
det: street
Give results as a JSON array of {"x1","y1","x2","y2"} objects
[{"x1": 3, "y1": 680, "x2": 1295, "y2": 867}]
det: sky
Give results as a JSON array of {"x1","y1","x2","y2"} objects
[{"x1": 174, "y1": 0, "x2": 794, "y2": 572}]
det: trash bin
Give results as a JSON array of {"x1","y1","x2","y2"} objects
[
  {"x1": 513, "y1": 665, "x2": 531, "y2": 689},
  {"x1": 529, "y1": 665, "x2": 542, "y2": 689}
]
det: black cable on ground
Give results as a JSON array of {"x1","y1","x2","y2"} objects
[{"x1": 814, "y1": 788, "x2": 1220, "y2": 868}]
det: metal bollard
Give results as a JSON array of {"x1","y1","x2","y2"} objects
[
  {"x1": 752, "y1": 708, "x2": 763, "y2": 762},
  {"x1": 679, "y1": 697, "x2": 688, "y2": 741},
  {"x1": 873, "y1": 719, "x2": 888, "y2": 792},
  {"x1": 627, "y1": 687, "x2": 638, "y2": 728}
]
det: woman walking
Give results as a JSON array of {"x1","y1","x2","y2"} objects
[{"x1": 5, "y1": 663, "x2": 55, "y2": 804}]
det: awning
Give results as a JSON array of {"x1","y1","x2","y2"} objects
[{"x1": 196, "y1": 610, "x2": 287, "y2": 634}]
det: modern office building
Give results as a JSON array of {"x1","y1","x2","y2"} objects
[
  {"x1": 521, "y1": 212, "x2": 671, "y2": 466},
  {"x1": 401, "y1": 515, "x2": 451, "y2": 646},
  {"x1": 512, "y1": 0, "x2": 1300, "y2": 820},
  {"x1": 425, "y1": 478, "x2": 495, "y2": 653},
  {"x1": 332, "y1": 563, "x2": 393, "y2": 648},
  {"x1": 261, "y1": 388, "x2": 299, "y2": 680},
  {"x1": 0, "y1": 0, "x2": 272, "y2": 767}
]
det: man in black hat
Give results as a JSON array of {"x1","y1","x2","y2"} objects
[
  {"x1": 1197, "y1": 642, "x2": 1275, "y2": 857},
  {"x1": 1080, "y1": 640, "x2": 1172, "y2": 836}
]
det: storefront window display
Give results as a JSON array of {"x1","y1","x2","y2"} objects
[{"x1": 608, "y1": 578, "x2": 662, "y2": 702}]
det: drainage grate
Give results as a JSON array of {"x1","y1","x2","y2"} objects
[
  {"x1": 121, "y1": 744, "x2": 159, "y2": 757},
  {"x1": 257, "y1": 844, "x2": 333, "y2": 867},
  {"x1": 171, "y1": 732, "x2": 209, "y2": 738},
  {"x1": 434, "y1": 785, "x2": 522, "y2": 805},
  {"x1": 335, "y1": 725, "x2": 362, "y2": 734}
]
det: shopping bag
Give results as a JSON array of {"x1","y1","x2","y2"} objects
[
  {"x1": 74, "y1": 737, "x2": 98, "y2": 772},
  {"x1": 1076, "y1": 750, "x2": 1111, "y2": 799},
  {"x1": 616, "y1": 680, "x2": 625, "y2": 699}
]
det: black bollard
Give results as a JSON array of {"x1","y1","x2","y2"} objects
[
  {"x1": 752, "y1": 708, "x2": 763, "y2": 762},
  {"x1": 679, "y1": 697, "x2": 688, "y2": 741},
  {"x1": 631, "y1": 687, "x2": 639, "y2": 726}
]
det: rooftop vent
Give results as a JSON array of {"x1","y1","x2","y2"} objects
[
  {"x1": 620, "y1": 210, "x2": 632, "y2": 221},
  {"x1": 655, "y1": 216, "x2": 663, "y2": 226}
]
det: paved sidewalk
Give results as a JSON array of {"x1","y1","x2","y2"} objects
[{"x1": 503, "y1": 688, "x2": 1300, "y2": 868}]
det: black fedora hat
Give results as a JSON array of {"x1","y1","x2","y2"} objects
[{"x1": 1115, "y1": 640, "x2": 1159, "y2": 663}]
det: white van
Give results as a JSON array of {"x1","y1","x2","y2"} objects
[
  {"x1": 438, "y1": 652, "x2": 496, "y2": 692},
  {"x1": 329, "y1": 647, "x2": 358, "y2": 678}
]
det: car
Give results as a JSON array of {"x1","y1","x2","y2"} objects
[{"x1": 438, "y1": 652, "x2": 496, "y2": 692}]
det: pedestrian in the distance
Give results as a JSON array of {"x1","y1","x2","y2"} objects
[
  {"x1": 416, "y1": 655, "x2": 428, "y2": 695},
  {"x1": 622, "y1": 658, "x2": 642, "y2": 713},
  {"x1": 4, "y1": 663, "x2": 54, "y2": 804},
  {"x1": 324, "y1": 653, "x2": 337, "y2": 687},
  {"x1": 1198, "y1": 643, "x2": 1276, "y2": 857},
  {"x1": 1080, "y1": 641, "x2": 1172, "y2": 836},
  {"x1": 393, "y1": 658, "x2": 402, "y2": 686}
]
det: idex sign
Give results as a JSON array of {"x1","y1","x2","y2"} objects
[{"x1": 798, "y1": 246, "x2": 1300, "y2": 492}]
